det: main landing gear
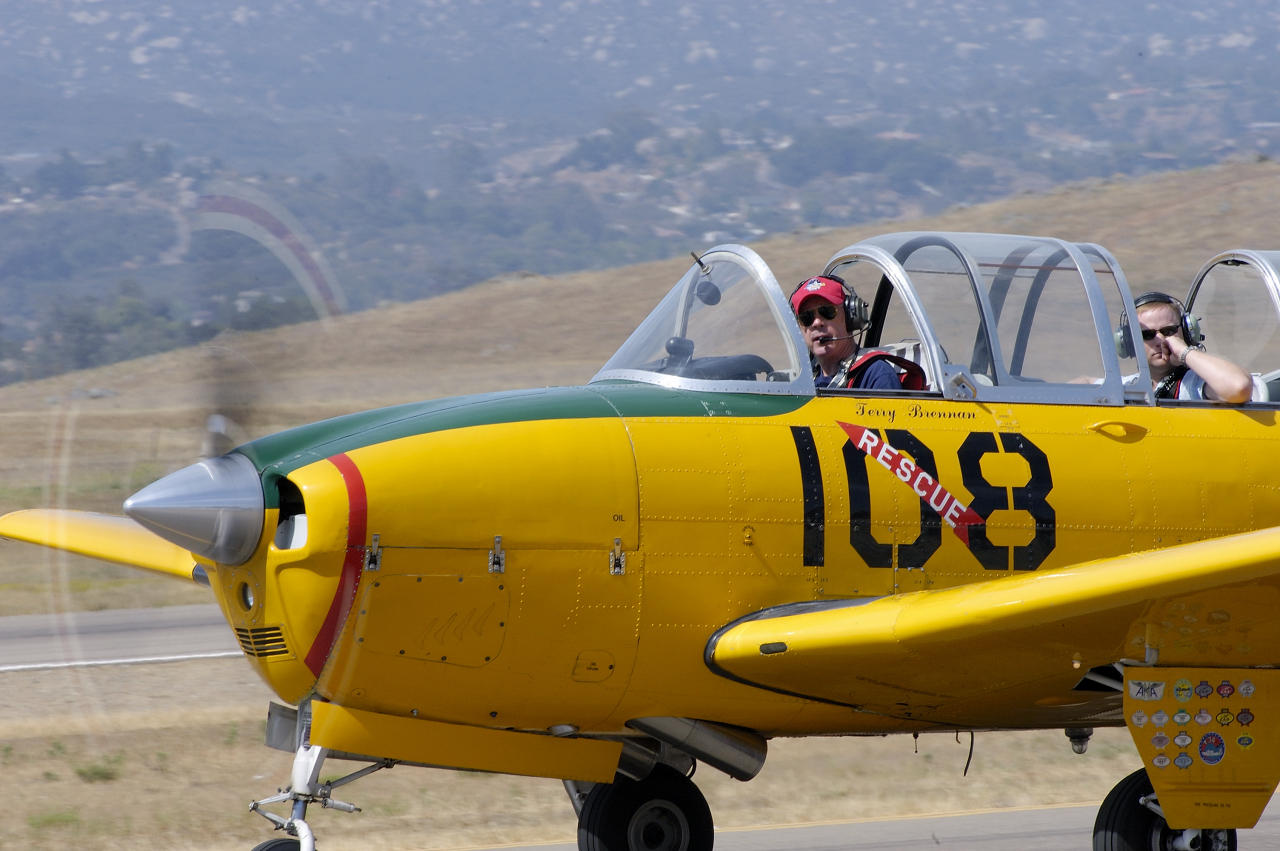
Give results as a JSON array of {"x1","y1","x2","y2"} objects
[
  {"x1": 1093, "y1": 768, "x2": 1237, "y2": 851},
  {"x1": 570, "y1": 764, "x2": 714, "y2": 851}
]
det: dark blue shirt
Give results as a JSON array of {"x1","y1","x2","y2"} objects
[{"x1": 815, "y1": 357, "x2": 900, "y2": 390}]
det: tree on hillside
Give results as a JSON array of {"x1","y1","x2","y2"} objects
[
  {"x1": 33, "y1": 150, "x2": 88, "y2": 200},
  {"x1": 98, "y1": 279, "x2": 201, "y2": 363},
  {"x1": 556, "y1": 111, "x2": 662, "y2": 170},
  {"x1": 436, "y1": 140, "x2": 491, "y2": 189},
  {"x1": 336, "y1": 155, "x2": 428, "y2": 226},
  {"x1": 117, "y1": 141, "x2": 175, "y2": 184},
  {"x1": 38, "y1": 298, "x2": 105, "y2": 374},
  {"x1": 0, "y1": 239, "x2": 72, "y2": 282}
]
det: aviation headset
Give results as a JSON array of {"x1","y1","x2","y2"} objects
[
  {"x1": 1114, "y1": 291, "x2": 1204, "y2": 359},
  {"x1": 789, "y1": 274, "x2": 869, "y2": 334}
]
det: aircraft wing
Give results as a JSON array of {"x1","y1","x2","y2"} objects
[
  {"x1": 707, "y1": 528, "x2": 1280, "y2": 729},
  {"x1": 0, "y1": 509, "x2": 205, "y2": 584}
]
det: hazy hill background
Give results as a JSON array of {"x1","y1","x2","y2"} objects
[
  {"x1": 7, "y1": 159, "x2": 1279, "y2": 423},
  {"x1": 4, "y1": 1, "x2": 1280, "y2": 386},
  {"x1": 9, "y1": 0, "x2": 1280, "y2": 176}
]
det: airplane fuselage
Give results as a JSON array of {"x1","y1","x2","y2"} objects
[{"x1": 214, "y1": 384, "x2": 1280, "y2": 742}]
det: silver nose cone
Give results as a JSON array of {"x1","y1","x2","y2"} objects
[{"x1": 124, "y1": 453, "x2": 265, "y2": 565}]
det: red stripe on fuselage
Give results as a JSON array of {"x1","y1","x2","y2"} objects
[{"x1": 304, "y1": 453, "x2": 368, "y2": 677}]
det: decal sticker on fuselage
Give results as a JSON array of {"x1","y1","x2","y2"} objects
[
  {"x1": 1130, "y1": 680, "x2": 1167, "y2": 701},
  {"x1": 1200, "y1": 732, "x2": 1226, "y2": 766}
]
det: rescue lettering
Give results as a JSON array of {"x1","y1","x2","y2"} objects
[{"x1": 842, "y1": 422, "x2": 983, "y2": 538}]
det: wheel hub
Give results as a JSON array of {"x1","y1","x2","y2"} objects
[{"x1": 627, "y1": 798, "x2": 691, "y2": 851}]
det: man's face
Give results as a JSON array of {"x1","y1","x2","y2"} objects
[
  {"x1": 797, "y1": 296, "x2": 854, "y2": 364},
  {"x1": 1138, "y1": 302, "x2": 1182, "y2": 367}
]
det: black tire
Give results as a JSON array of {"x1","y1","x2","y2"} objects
[
  {"x1": 250, "y1": 839, "x2": 301, "y2": 851},
  {"x1": 1093, "y1": 767, "x2": 1236, "y2": 851},
  {"x1": 578, "y1": 764, "x2": 714, "y2": 851}
]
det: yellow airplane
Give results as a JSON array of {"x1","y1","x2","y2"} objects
[{"x1": 5, "y1": 231, "x2": 1280, "y2": 851}]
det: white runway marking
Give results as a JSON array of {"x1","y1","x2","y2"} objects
[{"x1": 0, "y1": 649, "x2": 242, "y2": 673}]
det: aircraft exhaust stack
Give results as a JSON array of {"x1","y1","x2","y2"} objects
[
  {"x1": 124, "y1": 453, "x2": 264, "y2": 566},
  {"x1": 626, "y1": 716, "x2": 767, "y2": 781}
]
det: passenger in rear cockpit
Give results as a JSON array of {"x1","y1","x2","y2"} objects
[{"x1": 1124, "y1": 292, "x2": 1254, "y2": 402}]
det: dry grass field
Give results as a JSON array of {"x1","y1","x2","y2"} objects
[
  {"x1": 0, "y1": 657, "x2": 1140, "y2": 850},
  {"x1": 2, "y1": 159, "x2": 1279, "y2": 848}
]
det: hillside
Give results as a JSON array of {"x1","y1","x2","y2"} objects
[
  {"x1": 2, "y1": 158, "x2": 1279, "y2": 613},
  {"x1": 9, "y1": 159, "x2": 1279, "y2": 405}
]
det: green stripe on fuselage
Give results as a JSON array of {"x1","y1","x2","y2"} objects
[{"x1": 240, "y1": 382, "x2": 807, "y2": 503}]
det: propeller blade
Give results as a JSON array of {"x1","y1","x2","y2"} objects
[
  {"x1": 200, "y1": 343, "x2": 258, "y2": 457},
  {"x1": 202, "y1": 412, "x2": 249, "y2": 458}
]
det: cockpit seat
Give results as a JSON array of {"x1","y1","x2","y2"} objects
[
  {"x1": 848, "y1": 349, "x2": 928, "y2": 391},
  {"x1": 867, "y1": 340, "x2": 930, "y2": 390}
]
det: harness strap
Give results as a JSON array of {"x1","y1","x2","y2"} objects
[
  {"x1": 1154, "y1": 366, "x2": 1188, "y2": 399},
  {"x1": 845, "y1": 351, "x2": 929, "y2": 390}
]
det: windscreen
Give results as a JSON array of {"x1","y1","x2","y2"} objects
[
  {"x1": 1191, "y1": 262, "x2": 1280, "y2": 375},
  {"x1": 593, "y1": 247, "x2": 810, "y2": 393}
]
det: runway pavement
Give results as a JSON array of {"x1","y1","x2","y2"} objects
[
  {"x1": 480, "y1": 802, "x2": 1280, "y2": 850},
  {"x1": 0, "y1": 603, "x2": 240, "y2": 671}
]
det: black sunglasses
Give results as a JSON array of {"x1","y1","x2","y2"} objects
[
  {"x1": 798, "y1": 304, "x2": 839, "y2": 327},
  {"x1": 1140, "y1": 324, "x2": 1181, "y2": 341}
]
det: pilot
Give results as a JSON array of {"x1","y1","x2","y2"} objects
[
  {"x1": 1128, "y1": 292, "x2": 1253, "y2": 402},
  {"x1": 790, "y1": 275, "x2": 899, "y2": 390}
]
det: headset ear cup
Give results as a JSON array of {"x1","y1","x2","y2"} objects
[
  {"x1": 845, "y1": 292, "x2": 868, "y2": 332},
  {"x1": 1115, "y1": 309, "x2": 1134, "y2": 359},
  {"x1": 1115, "y1": 327, "x2": 1133, "y2": 359},
  {"x1": 1183, "y1": 313, "x2": 1203, "y2": 345}
]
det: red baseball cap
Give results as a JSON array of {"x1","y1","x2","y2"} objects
[{"x1": 790, "y1": 276, "x2": 844, "y2": 313}]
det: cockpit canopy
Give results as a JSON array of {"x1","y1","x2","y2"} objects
[
  {"x1": 592, "y1": 231, "x2": 1280, "y2": 406},
  {"x1": 593, "y1": 245, "x2": 813, "y2": 396},
  {"x1": 1187, "y1": 250, "x2": 1280, "y2": 402}
]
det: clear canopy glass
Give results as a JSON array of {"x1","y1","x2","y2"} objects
[
  {"x1": 593, "y1": 232, "x2": 1280, "y2": 406},
  {"x1": 592, "y1": 244, "x2": 813, "y2": 396}
]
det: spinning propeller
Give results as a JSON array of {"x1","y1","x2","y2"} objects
[{"x1": 124, "y1": 182, "x2": 349, "y2": 570}]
